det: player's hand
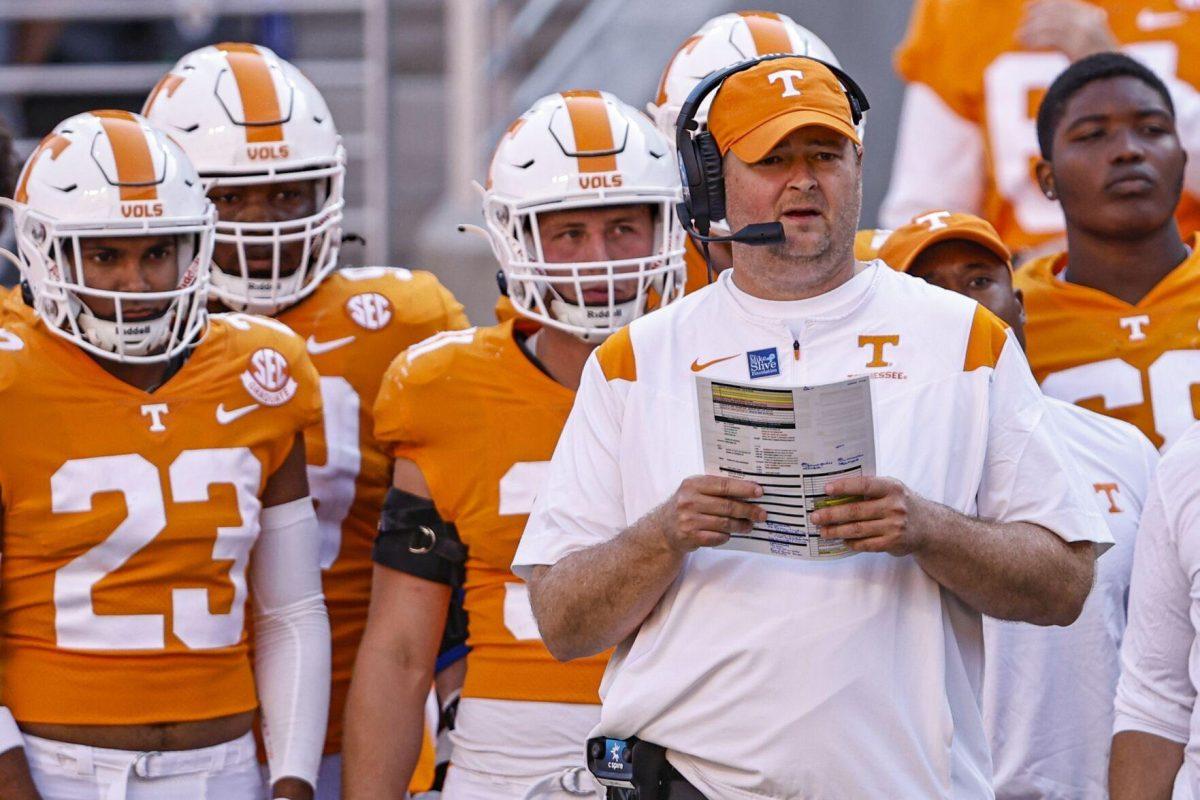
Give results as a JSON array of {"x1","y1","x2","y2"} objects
[
  {"x1": 1017, "y1": 0, "x2": 1118, "y2": 61},
  {"x1": 649, "y1": 475, "x2": 766, "y2": 554},
  {"x1": 809, "y1": 477, "x2": 933, "y2": 557}
]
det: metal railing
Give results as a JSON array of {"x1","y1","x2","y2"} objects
[
  {"x1": 0, "y1": 0, "x2": 391, "y2": 265},
  {"x1": 442, "y1": 0, "x2": 630, "y2": 208}
]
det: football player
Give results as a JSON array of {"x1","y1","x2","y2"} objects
[
  {"x1": 0, "y1": 111, "x2": 328, "y2": 799},
  {"x1": 647, "y1": 10, "x2": 885, "y2": 289},
  {"x1": 883, "y1": 0, "x2": 1200, "y2": 259},
  {"x1": 343, "y1": 90, "x2": 684, "y2": 799},
  {"x1": 141, "y1": 43, "x2": 470, "y2": 799},
  {"x1": 1015, "y1": 52, "x2": 1200, "y2": 449},
  {"x1": 882, "y1": 209, "x2": 1159, "y2": 799}
]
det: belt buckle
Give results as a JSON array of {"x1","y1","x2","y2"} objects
[{"x1": 132, "y1": 750, "x2": 162, "y2": 778}]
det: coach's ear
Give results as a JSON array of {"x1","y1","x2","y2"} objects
[{"x1": 1035, "y1": 159, "x2": 1057, "y2": 201}]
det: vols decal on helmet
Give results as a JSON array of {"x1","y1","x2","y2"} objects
[
  {"x1": 216, "y1": 42, "x2": 290, "y2": 160},
  {"x1": 740, "y1": 10, "x2": 794, "y2": 55},
  {"x1": 142, "y1": 73, "x2": 186, "y2": 114},
  {"x1": 654, "y1": 36, "x2": 702, "y2": 108},
  {"x1": 345, "y1": 293, "x2": 393, "y2": 331},
  {"x1": 241, "y1": 347, "x2": 298, "y2": 406},
  {"x1": 14, "y1": 134, "x2": 71, "y2": 204},
  {"x1": 560, "y1": 90, "x2": 619, "y2": 175},
  {"x1": 92, "y1": 111, "x2": 160, "y2": 215}
]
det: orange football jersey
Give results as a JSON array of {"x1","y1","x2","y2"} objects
[
  {"x1": 275, "y1": 266, "x2": 468, "y2": 755},
  {"x1": 1015, "y1": 237, "x2": 1200, "y2": 449},
  {"x1": 0, "y1": 284, "x2": 27, "y2": 322},
  {"x1": 0, "y1": 312, "x2": 321, "y2": 725},
  {"x1": 895, "y1": 0, "x2": 1200, "y2": 253},
  {"x1": 374, "y1": 321, "x2": 608, "y2": 704}
]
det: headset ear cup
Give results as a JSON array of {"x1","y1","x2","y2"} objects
[{"x1": 696, "y1": 133, "x2": 726, "y2": 224}]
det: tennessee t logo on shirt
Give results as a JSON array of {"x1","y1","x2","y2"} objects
[{"x1": 747, "y1": 347, "x2": 780, "y2": 379}]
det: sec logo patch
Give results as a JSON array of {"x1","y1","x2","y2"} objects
[
  {"x1": 346, "y1": 292, "x2": 393, "y2": 330},
  {"x1": 241, "y1": 347, "x2": 297, "y2": 406}
]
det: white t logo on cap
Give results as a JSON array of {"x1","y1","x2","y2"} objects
[
  {"x1": 915, "y1": 210, "x2": 953, "y2": 231},
  {"x1": 767, "y1": 69, "x2": 805, "y2": 98}
]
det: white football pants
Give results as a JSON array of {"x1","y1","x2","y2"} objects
[
  {"x1": 441, "y1": 763, "x2": 602, "y2": 800},
  {"x1": 23, "y1": 731, "x2": 265, "y2": 800}
]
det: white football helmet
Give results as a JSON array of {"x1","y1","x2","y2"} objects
[
  {"x1": 648, "y1": 11, "x2": 841, "y2": 140},
  {"x1": 480, "y1": 90, "x2": 685, "y2": 342},
  {"x1": 1, "y1": 110, "x2": 215, "y2": 363},
  {"x1": 142, "y1": 42, "x2": 345, "y2": 314}
]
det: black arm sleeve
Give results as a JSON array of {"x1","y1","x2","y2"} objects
[{"x1": 373, "y1": 487, "x2": 466, "y2": 586}]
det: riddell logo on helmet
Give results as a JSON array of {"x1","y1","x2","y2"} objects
[
  {"x1": 121, "y1": 203, "x2": 164, "y2": 218},
  {"x1": 578, "y1": 174, "x2": 623, "y2": 190},
  {"x1": 247, "y1": 143, "x2": 291, "y2": 161}
]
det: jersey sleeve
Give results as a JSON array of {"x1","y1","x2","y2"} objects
[
  {"x1": 252, "y1": 323, "x2": 323, "y2": 480},
  {"x1": 1114, "y1": 448, "x2": 1198, "y2": 743},
  {"x1": 372, "y1": 352, "x2": 423, "y2": 462},
  {"x1": 512, "y1": 351, "x2": 628, "y2": 580},
  {"x1": 401, "y1": 271, "x2": 470, "y2": 338},
  {"x1": 893, "y1": 0, "x2": 978, "y2": 121},
  {"x1": 878, "y1": 83, "x2": 986, "y2": 228},
  {"x1": 974, "y1": 323, "x2": 1111, "y2": 546}
]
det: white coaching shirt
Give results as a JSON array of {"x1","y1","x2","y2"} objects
[
  {"x1": 513, "y1": 265, "x2": 1108, "y2": 800},
  {"x1": 983, "y1": 398, "x2": 1158, "y2": 800},
  {"x1": 1114, "y1": 422, "x2": 1200, "y2": 800}
]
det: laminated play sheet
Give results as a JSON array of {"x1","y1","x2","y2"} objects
[{"x1": 695, "y1": 374, "x2": 875, "y2": 560}]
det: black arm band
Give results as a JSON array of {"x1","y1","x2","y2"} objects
[{"x1": 374, "y1": 487, "x2": 466, "y2": 585}]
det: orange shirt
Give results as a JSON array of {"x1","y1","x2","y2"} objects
[
  {"x1": 1015, "y1": 237, "x2": 1200, "y2": 449},
  {"x1": 374, "y1": 321, "x2": 608, "y2": 704},
  {"x1": 276, "y1": 267, "x2": 467, "y2": 755},
  {"x1": 0, "y1": 313, "x2": 321, "y2": 725},
  {"x1": 896, "y1": 0, "x2": 1200, "y2": 253}
]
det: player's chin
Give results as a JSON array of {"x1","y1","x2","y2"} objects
[{"x1": 1091, "y1": 201, "x2": 1175, "y2": 238}]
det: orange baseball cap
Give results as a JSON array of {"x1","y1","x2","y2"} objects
[
  {"x1": 709, "y1": 56, "x2": 859, "y2": 163},
  {"x1": 878, "y1": 211, "x2": 1012, "y2": 273}
]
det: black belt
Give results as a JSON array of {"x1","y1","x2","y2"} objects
[{"x1": 662, "y1": 765, "x2": 708, "y2": 800}]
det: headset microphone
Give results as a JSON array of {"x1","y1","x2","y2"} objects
[{"x1": 675, "y1": 203, "x2": 784, "y2": 245}]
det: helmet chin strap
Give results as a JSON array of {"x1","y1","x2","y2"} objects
[{"x1": 548, "y1": 296, "x2": 644, "y2": 343}]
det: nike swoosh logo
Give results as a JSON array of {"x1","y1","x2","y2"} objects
[
  {"x1": 306, "y1": 334, "x2": 356, "y2": 355},
  {"x1": 690, "y1": 354, "x2": 739, "y2": 372},
  {"x1": 1137, "y1": 8, "x2": 1186, "y2": 30},
  {"x1": 216, "y1": 402, "x2": 261, "y2": 425}
]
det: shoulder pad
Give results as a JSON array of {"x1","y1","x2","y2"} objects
[{"x1": 391, "y1": 327, "x2": 479, "y2": 387}]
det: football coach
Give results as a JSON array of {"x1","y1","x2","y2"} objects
[{"x1": 513, "y1": 55, "x2": 1108, "y2": 800}]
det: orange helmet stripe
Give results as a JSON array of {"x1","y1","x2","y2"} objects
[
  {"x1": 561, "y1": 90, "x2": 617, "y2": 174},
  {"x1": 740, "y1": 11, "x2": 793, "y2": 56},
  {"x1": 216, "y1": 42, "x2": 285, "y2": 144},
  {"x1": 14, "y1": 133, "x2": 71, "y2": 204},
  {"x1": 93, "y1": 111, "x2": 158, "y2": 202},
  {"x1": 654, "y1": 35, "x2": 702, "y2": 106},
  {"x1": 142, "y1": 73, "x2": 185, "y2": 115}
]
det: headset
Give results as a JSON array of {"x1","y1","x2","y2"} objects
[{"x1": 674, "y1": 53, "x2": 871, "y2": 252}]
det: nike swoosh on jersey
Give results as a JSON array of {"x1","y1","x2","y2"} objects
[
  {"x1": 690, "y1": 354, "x2": 738, "y2": 372},
  {"x1": 1137, "y1": 8, "x2": 1186, "y2": 30},
  {"x1": 306, "y1": 334, "x2": 356, "y2": 354},
  {"x1": 215, "y1": 402, "x2": 261, "y2": 425}
]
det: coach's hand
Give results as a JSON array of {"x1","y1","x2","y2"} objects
[
  {"x1": 809, "y1": 476, "x2": 937, "y2": 557},
  {"x1": 1017, "y1": 0, "x2": 1118, "y2": 62},
  {"x1": 648, "y1": 475, "x2": 766, "y2": 553}
]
